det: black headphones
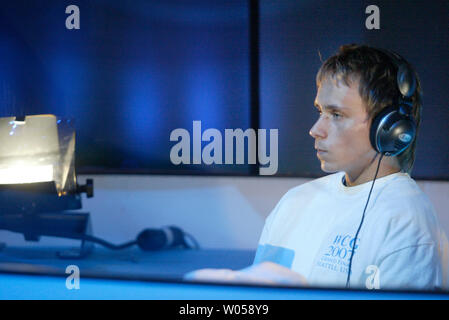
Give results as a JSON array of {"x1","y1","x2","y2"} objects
[{"x1": 369, "y1": 48, "x2": 418, "y2": 156}]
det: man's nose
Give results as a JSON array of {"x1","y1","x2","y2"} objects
[{"x1": 309, "y1": 117, "x2": 327, "y2": 139}]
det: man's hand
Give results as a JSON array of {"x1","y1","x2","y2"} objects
[{"x1": 184, "y1": 261, "x2": 308, "y2": 286}]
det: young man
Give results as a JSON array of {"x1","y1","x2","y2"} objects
[
  {"x1": 253, "y1": 44, "x2": 448, "y2": 290},
  {"x1": 185, "y1": 44, "x2": 448, "y2": 291}
]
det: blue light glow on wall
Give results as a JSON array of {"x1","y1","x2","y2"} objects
[
  {"x1": 120, "y1": 65, "x2": 163, "y2": 160},
  {"x1": 185, "y1": 63, "x2": 222, "y2": 129},
  {"x1": 44, "y1": 54, "x2": 91, "y2": 122}
]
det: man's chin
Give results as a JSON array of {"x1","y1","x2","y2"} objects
[{"x1": 320, "y1": 162, "x2": 339, "y2": 173}]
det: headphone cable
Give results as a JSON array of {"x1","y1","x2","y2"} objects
[{"x1": 345, "y1": 153, "x2": 384, "y2": 288}]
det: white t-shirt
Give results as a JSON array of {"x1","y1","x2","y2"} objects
[{"x1": 254, "y1": 171, "x2": 449, "y2": 291}]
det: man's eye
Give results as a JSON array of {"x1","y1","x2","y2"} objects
[{"x1": 332, "y1": 112, "x2": 342, "y2": 119}]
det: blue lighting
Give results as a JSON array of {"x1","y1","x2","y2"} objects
[
  {"x1": 120, "y1": 65, "x2": 163, "y2": 159},
  {"x1": 185, "y1": 63, "x2": 221, "y2": 128}
]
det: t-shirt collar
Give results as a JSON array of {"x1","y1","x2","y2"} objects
[{"x1": 337, "y1": 171, "x2": 409, "y2": 196}]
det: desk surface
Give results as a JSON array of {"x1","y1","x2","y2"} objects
[
  {"x1": 0, "y1": 245, "x2": 255, "y2": 281},
  {"x1": 1, "y1": 245, "x2": 448, "y2": 300}
]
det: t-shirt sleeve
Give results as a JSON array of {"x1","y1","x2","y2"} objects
[
  {"x1": 253, "y1": 194, "x2": 286, "y2": 264},
  {"x1": 257, "y1": 213, "x2": 274, "y2": 245},
  {"x1": 376, "y1": 243, "x2": 444, "y2": 291},
  {"x1": 255, "y1": 191, "x2": 287, "y2": 245}
]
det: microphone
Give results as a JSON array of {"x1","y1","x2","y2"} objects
[{"x1": 136, "y1": 226, "x2": 188, "y2": 251}]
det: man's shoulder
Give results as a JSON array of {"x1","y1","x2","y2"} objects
[
  {"x1": 265, "y1": 172, "x2": 343, "y2": 230},
  {"x1": 281, "y1": 172, "x2": 342, "y2": 201},
  {"x1": 379, "y1": 173, "x2": 434, "y2": 212},
  {"x1": 372, "y1": 174, "x2": 441, "y2": 241},
  {"x1": 288, "y1": 172, "x2": 342, "y2": 192}
]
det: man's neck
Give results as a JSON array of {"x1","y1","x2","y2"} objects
[{"x1": 344, "y1": 154, "x2": 401, "y2": 187}]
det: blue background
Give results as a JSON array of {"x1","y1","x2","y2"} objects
[{"x1": 0, "y1": 0, "x2": 447, "y2": 179}]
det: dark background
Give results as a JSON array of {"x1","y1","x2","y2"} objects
[{"x1": 0, "y1": 0, "x2": 447, "y2": 179}]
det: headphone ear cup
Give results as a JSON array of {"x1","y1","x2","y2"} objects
[
  {"x1": 370, "y1": 106, "x2": 395, "y2": 153},
  {"x1": 370, "y1": 105, "x2": 416, "y2": 156}
]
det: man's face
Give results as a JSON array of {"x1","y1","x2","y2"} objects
[{"x1": 310, "y1": 78, "x2": 377, "y2": 177}]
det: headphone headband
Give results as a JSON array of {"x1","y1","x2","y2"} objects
[{"x1": 375, "y1": 48, "x2": 417, "y2": 99}]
